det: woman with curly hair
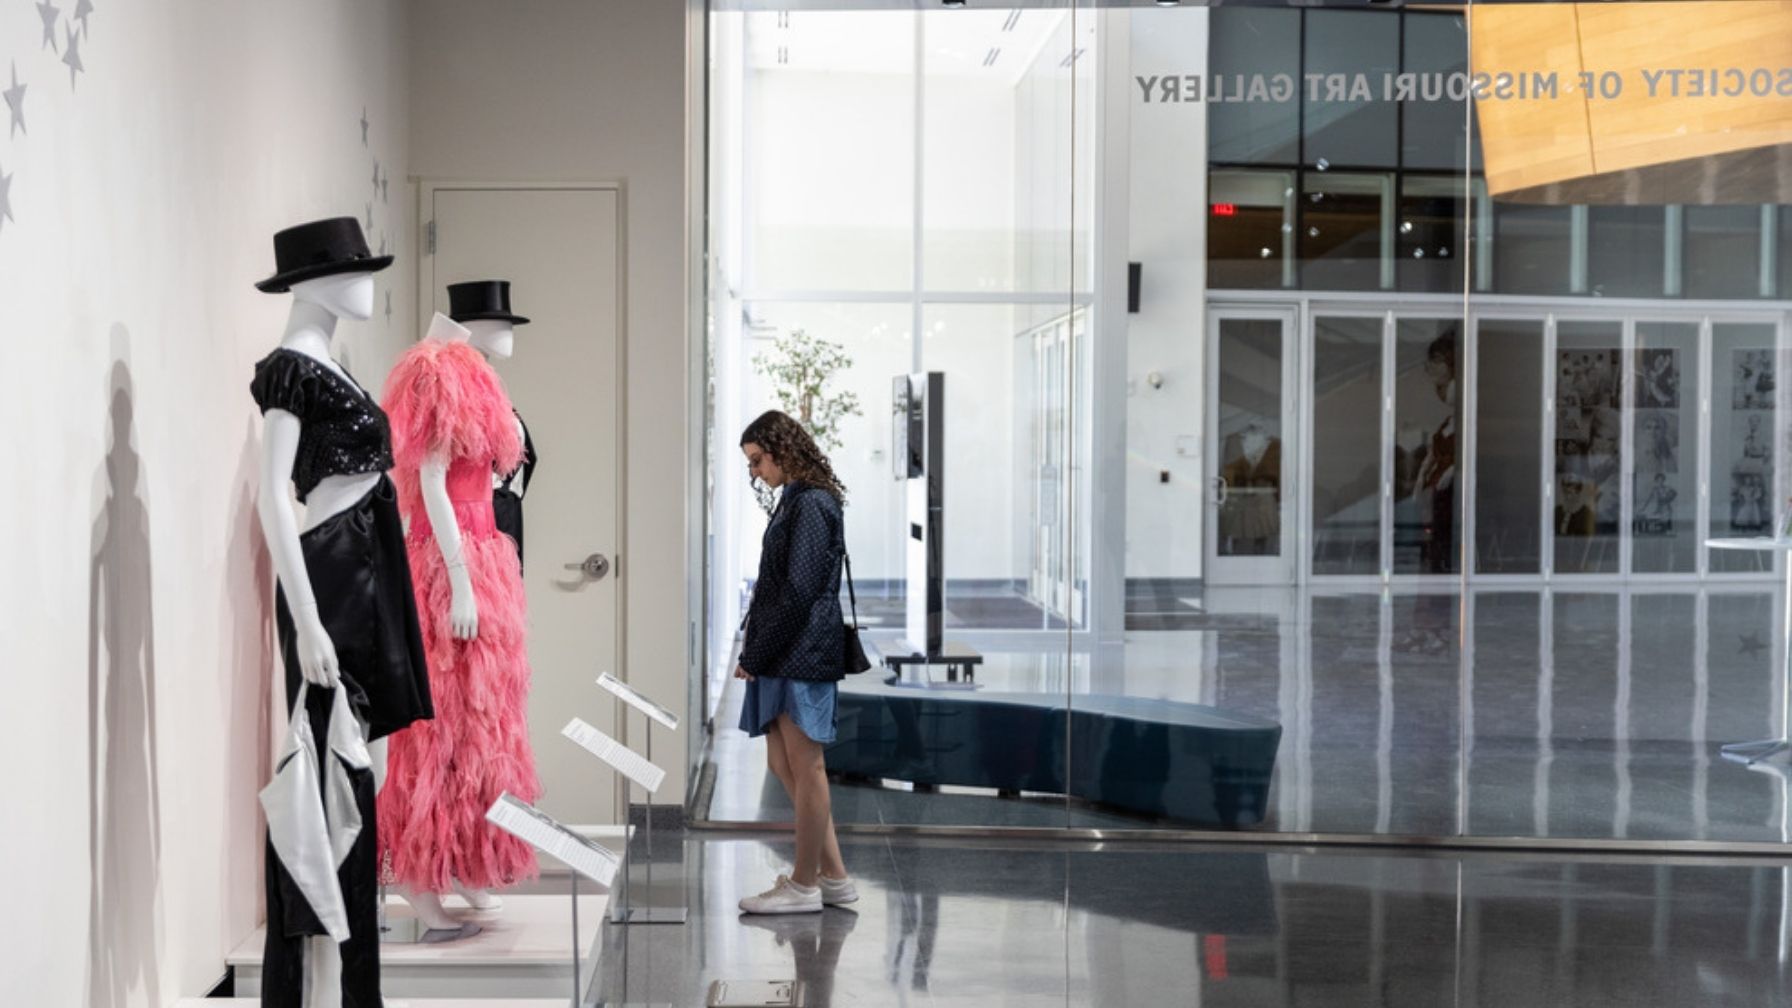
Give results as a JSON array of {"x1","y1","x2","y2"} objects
[{"x1": 734, "y1": 409, "x2": 857, "y2": 915}]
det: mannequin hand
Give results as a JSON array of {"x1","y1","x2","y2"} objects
[
  {"x1": 449, "y1": 576, "x2": 479, "y2": 641},
  {"x1": 734, "y1": 664, "x2": 754, "y2": 681},
  {"x1": 295, "y1": 607, "x2": 342, "y2": 687}
]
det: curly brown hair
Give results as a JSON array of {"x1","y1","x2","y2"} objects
[{"x1": 740, "y1": 409, "x2": 847, "y2": 505}]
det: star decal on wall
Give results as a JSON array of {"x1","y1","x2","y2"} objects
[
  {"x1": 378, "y1": 232, "x2": 387, "y2": 256},
  {"x1": 73, "y1": 0, "x2": 93, "y2": 36},
  {"x1": 365, "y1": 201, "x2": 373, "y2": 232},
  {"x1": 372, "y1": 159, "x2": 380, "y2": 196},
  {"x1": 36, "y1": 1, "x2": 60, "y2": 53},
  {"x1": 360, "y1": 106, "x2": 369, "y2": 146},
  {"x1": 4, "y1": 63, "x2": 25, "y2": 138},
  {"x1": 0, "y1": 165, "x2": 14, "y2": 235},
  {"x1": 381, "y1": 174, "x2": 389, "y2": 203},
  {"x1": 1740, "y1": 631, "x2": 1768, "y2": 657},
  {"x1": 62, "y1": 24, "x2": 83, "y2": 89},
  {"x1": 385, "y1": 290, "x2": 392, "y2": 321}
]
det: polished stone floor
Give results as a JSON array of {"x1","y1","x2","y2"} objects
[
  {"x1": 703, "y1": 586, "x2": 1792, "y2": 843},
  {"x1": 590, "y1": 833, "x2": 1792, "y2": 1007}
]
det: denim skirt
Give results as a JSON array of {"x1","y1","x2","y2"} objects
[{"x1": 739, "y1": 675, "x2": 838, "y2": 744}]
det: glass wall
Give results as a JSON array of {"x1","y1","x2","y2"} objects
[{"x1": 701, "y1": 0, "x2": 1792, "y2": 849}]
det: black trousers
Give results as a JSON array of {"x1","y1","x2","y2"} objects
[{"x1": 259, "y1": 681, "x2": 381, "y2": 1008}]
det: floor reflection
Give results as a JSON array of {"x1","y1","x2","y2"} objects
[
  {"x1": 705, "y1": 585, "x2": 1792, "y2": 843},
  {"x1": 736, "y1": 908, "x2": 860, "y2": 1007},
  {"x1": 885, "y1": 893, "x2": 934, "y2": 997},
  {"x1": 592, "y1": 835, "x2": 1792, "y2": 1007}
]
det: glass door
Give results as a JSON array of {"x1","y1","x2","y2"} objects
[
  {"x1": 1207, "y1": 308, "x2": 1298, "y2": 584},
  {"x1": 1028, "y1": 312, "x2": 1087, "y2": 619}
]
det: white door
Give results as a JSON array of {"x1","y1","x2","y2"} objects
[
  {"x1": 1206, "y1": 308, "x2": 1298, "y2": 585},
  {"x1": 425, "y1": 185, "x2": 624, "y2": 825}
]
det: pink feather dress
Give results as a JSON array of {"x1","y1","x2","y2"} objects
[{"x1": 377, "y1": 339, "x2": 540, "y2": 893}]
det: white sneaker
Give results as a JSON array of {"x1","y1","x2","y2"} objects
[
  {"x1": 818, "y1": 874, "x2": 859, "y2": 906},
  {"x1": 739, "y1": 875, "x2": 823, "y2": 915}
]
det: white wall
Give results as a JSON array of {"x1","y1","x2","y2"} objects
[
  {"x1": 1124, "y1": 9, "x2": 1209, "y2": 581},
  {"x1": 408, "y1": 0, "x2": 693, "y2": 804},
  {"x1": 0, "y1": 1, "x2": 413, "y2": 1003},
  {"x1": 747, "y1": 69, "x2": 915, "y2": 292}
]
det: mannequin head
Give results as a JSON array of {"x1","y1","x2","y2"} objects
[
  {"x1": 464, "y1": 319, "x2": 516, "y2": 360},
  {"x1": 291, "y1": 272, "x2": 377, "y2": 321},
  {"x1": 1425, "y1": 330, "x2": 1457, "y2": 407}
]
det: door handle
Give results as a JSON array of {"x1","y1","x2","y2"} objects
[
  {"x1": 565, "y1": 553, "x2": 612, "y2": 581},
  {"x1": 1212, "y1": 476, "x2": 1229, "y2": 506}
]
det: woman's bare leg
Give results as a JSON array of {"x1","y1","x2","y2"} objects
[
  {"x1": 774, "y1": 713, "x2": 845, "y2": 887},
  {"x1": 818, "y1": 812, "x2": 848, "y2": 882},
  {"x1": 764, "y1": 718, "x2": 796, "y2": 798}
]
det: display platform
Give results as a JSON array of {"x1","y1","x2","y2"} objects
[
  {"x1": 828, "y1": 679, "x2": 1282, "y2": 827},
  {"x1": 227, "y1": 893, "x2": 606, "y2": 1000},
  {"x1": 180, "y1": 990, "x2": 559, "y2": 997}
]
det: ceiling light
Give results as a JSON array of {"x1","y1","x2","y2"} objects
[{"x1": 1157, "y1": 1, "x2": 1182, "y2": 6}]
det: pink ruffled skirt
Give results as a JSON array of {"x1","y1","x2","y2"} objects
[{"x1": 378, "y1": 499, "x2": 541, "y2": 892}]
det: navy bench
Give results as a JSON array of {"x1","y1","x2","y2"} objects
[{"x1": 826, "y1": 679, "x2": 1282, "y2": 828}]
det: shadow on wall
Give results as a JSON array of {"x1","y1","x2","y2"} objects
[{"x1": 87, "y1": 331, "x2": 164, "y2": 1008}]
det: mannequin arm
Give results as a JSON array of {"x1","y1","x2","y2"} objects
[
  {"x1": 421, "y1": 454, "x2": 479, "y2": 640},
  {"x1": 258, "y1": 409, "x2": 341, "y2": 687}
]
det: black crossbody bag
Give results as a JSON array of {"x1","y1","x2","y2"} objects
[{"x1": 842, "y1": 553, "x2": 873, "y2": 675}]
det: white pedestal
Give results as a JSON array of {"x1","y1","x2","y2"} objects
[{"x1": 227, "y1": 893, "x2": 607, "y2": 1000}]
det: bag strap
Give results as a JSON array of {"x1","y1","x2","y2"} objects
[{"x1": 842, "y1": 551, "x2": 862, "y2": 628}]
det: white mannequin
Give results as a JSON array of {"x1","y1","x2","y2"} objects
[
  {"x1": 256, "y1": 271, "x2": 386, "y2": 1007},
  {"x1": 465, "y1": 319, "x2": 529, "y2": 500},
  {"x1": 398, "y1": 313, "x2": 505, "y2": 919},
  {"x1": 259, "y1": 272, "x2": 382, "y2": 690},
  {"x1": 460, "y1": 318, "x2": 518, "y2": 915},
  {"x1": 1240, "y1": 422, "x2": 1270, "y2": 468},
  {"x1": 464, "y1": 318, "x2": 515, "y2": 360}
]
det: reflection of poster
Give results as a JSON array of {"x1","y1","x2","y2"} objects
[
  {"x1": 1635, "y1": 410, "x2": 1679, "y2": 474},
  {"x1": 1734, "y1": 413, "x2": 1773, "y2": 475},
  {"x1": 1559, "y1": 349, "x2": 1620, "y2": 409},
  {"x1": 1732, "y1": 471, "x2": 1771, "y2": 533},
  {"x1": 1635, "y1": 348, "x2": 1679, "y2": 409},
  {"x1": 1634, "y1": 472, "x2": 1678, "y2": 536},
  {"x1": 1555, "y1": 349, "x2": 1622, "y2": 536},
  {"x1": 1733, "y1": 349, "x2": 1775, "y2": 410}
]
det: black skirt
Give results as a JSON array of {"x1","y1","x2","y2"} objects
[
  {"x1": 494, "y1": 410, "x2": 535, "y2": 570},
  {"x1": 275, "y1": 475, "x2": 432, "y2": 740},
  {"x1": 263, "y1": 475, "x2": 431, "y2": 1008},
  {"x1": 494, "y1": 487, "x2": 525, "y2": 569}
]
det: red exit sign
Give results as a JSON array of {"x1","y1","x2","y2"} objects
[{"x1": 1211, "y1": 203, "x2": 1237, "y2": 216}]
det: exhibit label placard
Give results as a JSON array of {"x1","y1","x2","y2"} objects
[
  {"x1": 484, "y1": 792, "x2": 620, "y2": 887},
  {"x1": 597, "y1": 672, "x2": 680, "y2": 731},
  {"x1": 562, "y1": 717, "x2": 667, "y2": 794}
]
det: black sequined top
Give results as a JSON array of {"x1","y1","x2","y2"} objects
[{"x1": 250, "y1": 348, "x2": 394, "y2": 502}]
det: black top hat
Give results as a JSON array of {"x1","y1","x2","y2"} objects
[
  {"x1": 255, "y1": 217, "x2": 393, "y2": 293},
  {"x1": 447, "y1": 280, "x2": 531, "y2": 326}
]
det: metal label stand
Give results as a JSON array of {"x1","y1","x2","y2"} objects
[
  {"x1": 611, "y1": 712, "x2": 689, "y2": 925},
  {"x1": 570, "y1": 870, "x2": 583, "y2": 1007}
]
